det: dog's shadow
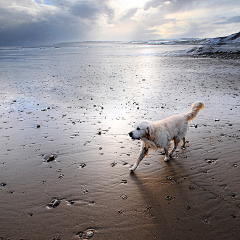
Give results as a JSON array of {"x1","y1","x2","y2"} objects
[{"x1": 129, "y1": 156, "x2": 190, "y2": 211}]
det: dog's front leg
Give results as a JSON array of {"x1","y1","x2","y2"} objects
[
  {"x1": 182, "y1": 137, "x2": 186, "y2": 149},
  {"x1": 129, "y1": 146, "x2": 149, "y2": 172}
]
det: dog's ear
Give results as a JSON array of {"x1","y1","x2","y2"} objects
[
  {"x1": 145, "y1": 126, "x2": 150, "y2": 135},
  {"x1": 145, "y1": 125, "x2": 152, "y2": 137}
]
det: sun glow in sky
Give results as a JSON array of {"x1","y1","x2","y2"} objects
[
  {"x1": 112, "y1": 0, "x2": 148, "y2": 9},
  {"x1": 0, "y1": 0, "x2": 239, "y2": 46}
]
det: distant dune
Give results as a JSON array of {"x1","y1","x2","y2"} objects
[{"x1": 180, "y1": 32, "x2": 240, "y2": 58}]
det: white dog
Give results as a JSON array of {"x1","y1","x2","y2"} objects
[{"x1": 128, "y1": 102, "x2": 204, "y2": 172}]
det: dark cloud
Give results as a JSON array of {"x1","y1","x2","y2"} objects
[
  {"x1": 0, "y1": 20, "x2": 87, "y2": 46},
  {"x1": 217, "y1": 16, "x2": 240, "y2": 24},
  {"x1": 70, "y1": 1, "x2": 101, "y2": 19},
  {"x1": 69, "y1": 1, "x2": 114, "y2": 20},
  {"x1": 0, "y1": 0, "x2": 96, "y2": 46}
]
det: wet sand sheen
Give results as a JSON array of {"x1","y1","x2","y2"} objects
[{"x1": 0, "y1": 45, "x2": 240, "y2": 239}]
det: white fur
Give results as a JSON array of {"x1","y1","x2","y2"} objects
[{"x1": 128, "y1": 102, "x2": 204, "y2": 172}]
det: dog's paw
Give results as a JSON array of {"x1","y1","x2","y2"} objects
[
  {"x1": 164, "y1": 157, "x2": 170, "y2": 162},
  {"x1": 129, "y1": 167, "x2": 135, "y2": 172},
  {"x1": 129, "y1": 164, "x2": 137, "y2": 172}
]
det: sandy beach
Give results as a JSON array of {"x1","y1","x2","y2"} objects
[{"x1": 0, "y1": 44, "x2": 240, "y2": 240}]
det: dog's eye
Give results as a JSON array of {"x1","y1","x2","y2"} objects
[{"x1": 137, "y1": 127, "x2": 141, "y2": 130}]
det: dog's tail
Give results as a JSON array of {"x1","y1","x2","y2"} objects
[{"x1": 187, "y1": 101, "x2": 204, "y2": 122}]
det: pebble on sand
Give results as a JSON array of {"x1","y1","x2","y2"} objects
[
  {"x1": 78, "y1": 229, "x2": 94, "y2": 239},
  {"x1": 47, "y1": 155, "x2": 55, "y2": 162},
  {"x1": 186, "y1": 205, "x2": 191, "y2": 210},
  {"x1": 111, "y1": 162, "x2": 117, "y2": 167},
  {"x1": 79, "y1": 163, "x2": 86, "y2": 168},
  {"x1": 86, "y1": 230, "x2": 94, "y2": 238},
  {"x1": 48, "y1": 199, "x2": 60, "y2": 208}
]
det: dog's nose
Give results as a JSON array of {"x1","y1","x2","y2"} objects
[{"x1": 129, "y1": 131, "x2": 133, "y2": 137}]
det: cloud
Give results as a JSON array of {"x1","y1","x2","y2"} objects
[
  {"x1": 0, "y1": 0, "x2": 104, "y2": 45},
  {"x1": 217, "y1": 16, "x2": 240, "y2": 25},
  {"x1": 0, "y1": 0, "x2": 239, "y2": 46},
  {"x1": 131, "y1": 5, "x2": 163, "y2": 22},
  {"x1": 0, "y1": 0, "x2": 67, "y2": 45},
  {"x1": 70, "y1": 2, "x2": 101, "y2": 19},
  {"x1": 135, "y1": 0, "x2": 240, "y2": 39}
]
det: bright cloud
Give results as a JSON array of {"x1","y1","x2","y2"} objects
[
  {"x1": 110, "y1": 0, "x2": 148, "y2": 10},
  {"x1": 130, "y1": 5, "x2": 162, "y2": 22}
]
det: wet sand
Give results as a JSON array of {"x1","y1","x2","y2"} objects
[{"x1": 0, "y1": 45, "x2": 240, "y2": 239}]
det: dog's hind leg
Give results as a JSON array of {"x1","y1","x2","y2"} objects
[
  {"x1": 164, "y1": 148, "x2": 170, "y2": 162},
  {"x1": 129, "y1": 146, "x2": 149, "y2": 172},
  {"x1": 169, "y1": 139, "x2": 179, "y2": 157},
  {"x1": 182, "y1": 137, "x2": 186, "y2": 149}
]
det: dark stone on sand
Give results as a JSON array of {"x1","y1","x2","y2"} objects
[
  {"x1": 36, "y1": 124, "x2": 40, "y2": 128},
  {"x1": 120, "y1": 194, "x2": 128, "y2": 200},
  {"x1": 204, "y1": 218, "x2": 209, "y2": 223},
  {"x1": 118, "y1": 209, "x2": 123, "y2": 214},
  {"x1": 47, "y1": 155, "x2": 55, "y2": 162},
  {"x1": 165, "y1": 196, "x2": 173, "y2": 201},
  {"x1": 188, "y1": 185, "x2": 195, "y2": 190},
  {"x1": 77, "y1": 229, "x2": 94, "y2": 239},
  {"x1": 205, "y1": 158, "x2": 217, "y2": 163},
  {"x1": 48, "y1": 199, "x2": 60, "y2": 208},
  {"x1": 231, "y1": 193, "x2": 236, "y2": 197},
  {"x1": 86, "y1": 230, "x2": 94, "y2": 238},
  {"x1": 186, "y1": 205, "x2": 191, "y2": 210},
  {"x1": 1, "y1": 182, "x2": 7, "y2": 186},
  {"x1": 79, "y1": 163, "x2": 86, "y2": 168},
  {"x1": 111, "y1": 162, "x2": 117, "y2": 167},
  {"x1": 121, "y1": 180, "x2": 127, "y2": 184}
]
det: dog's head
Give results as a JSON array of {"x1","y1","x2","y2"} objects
[{"x1": 128, "y1": 121, "x2": 152, "y2": 140}]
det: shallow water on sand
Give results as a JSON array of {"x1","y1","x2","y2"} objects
[{"x1": 0, "y1": 44, "x2": 240, "y2": 239}]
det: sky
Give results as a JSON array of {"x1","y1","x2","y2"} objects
[{"x1": 0, "y1": 0, "x2": 240, "y2": 46}]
